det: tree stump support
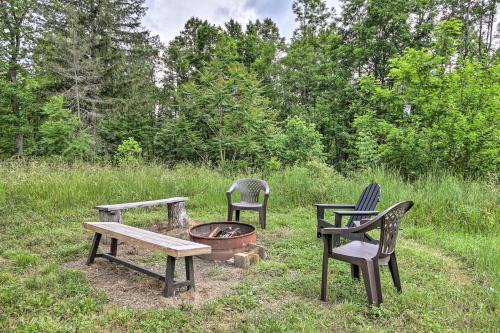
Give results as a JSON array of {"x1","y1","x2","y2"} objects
[{"x1": 167, "y1": 201, "x2": 189, "y2": 228}]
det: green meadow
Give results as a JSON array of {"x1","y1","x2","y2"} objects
[{"x1": 0, "y1": 162, "x2": 498, "y2": 332}]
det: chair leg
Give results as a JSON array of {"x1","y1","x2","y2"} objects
[
  {"x1": 235, "y1": 209, "x2": 240, "y2": 221},
  {"x1": 351, "y1": 264, "x2": 360, "y2": 280},
  {"x1": 360, "y1": 260, "x2": 380, "y2": 306},
  {"x1": 227, "y1": 206, "x2": 233, "y2": 221},
  {"x1": 86, "y1": 233, "x2": 101, "y2": 265},
  {"x1": 259, "y1": 209, "x2": 266, "y2": 229},
  {"x1": 320, "y1": 235, "x2": 331, "y2": 301},
  {"x1": 373, "y1": 260, "x2": 383, "y2": 305},
  {"x1": 388, "y1": 253, "x2": 402, "y2": 292}
]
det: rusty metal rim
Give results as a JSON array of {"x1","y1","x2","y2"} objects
[{"x1": 189, "y1": 221, "x2": 256, "y2": 240}]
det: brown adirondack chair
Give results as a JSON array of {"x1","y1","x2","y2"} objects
[
  {"x1": 319, "y1": 201, "x2": 414, "y2": 306},
  {"x1": 227, "y1": 178, "x2": 269, "y2": 229},
  {"x1": 314, "y1": 183, "x2": 381, "y2": 245}
]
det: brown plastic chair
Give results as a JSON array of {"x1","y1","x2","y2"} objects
[
  {"x1": 320, "y1": 201, "x2": 414, "y2": 306},
  {"x1": 227, "y1": 178, "x2": 269, "y2": 229}
]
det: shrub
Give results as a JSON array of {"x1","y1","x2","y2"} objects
[
  {"x1": 114, "y1": 137, "x2": 143, "y2": 166},
  {"x1": 270, "y1": 116, "x2": 325, "y2": 165}
]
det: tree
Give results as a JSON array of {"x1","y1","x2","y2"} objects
[
  {"x1": 0, "y1": 0, "x2": 40, "y2": 158},
  {"x1": 292, "y1": 0, "x2": 333, "y2": 38},
  {"x1": 167, "y1": 38, "x2": 276, "y2": 168},
  {"x1": 39, "y1": 3, "x2": 102, "y2": 125},
  {"x1": 38, "y1": 95, "x2": 93, "y2": 160},
  {"x1": 339, "y1": 0, "x2": 416, "y2": 84},
  {"x1": 353, "y1": 20, "x2": 499, "y2": 177},
  {"x1": 40, "y1": 0, "x2": 161, "y2": 156}
]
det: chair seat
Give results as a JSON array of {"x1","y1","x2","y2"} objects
[
  {"x1": 231, "y1": 202, "x2": 263, "y2": 209},
  {"x1": 332, "y1": 241, "x2": 379, "y2": 260}
]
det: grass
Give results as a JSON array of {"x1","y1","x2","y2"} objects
[{"x1": 0, "y1": 161, "x2": 498, "y2": 332}]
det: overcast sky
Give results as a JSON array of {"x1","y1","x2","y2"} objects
[{"x1": 142, "y1": 0, "x2": 340, "y2": 44}]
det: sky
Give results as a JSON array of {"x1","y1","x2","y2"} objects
[{"x1": 142, "y1": 0, "x2": 340, "y2": 44}]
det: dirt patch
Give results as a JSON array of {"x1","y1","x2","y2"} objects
[
  {"x1": 66, "y1": 223, "x2": 245, "y2": 309},
  {"x1": 0, "y1": 256, "x2": 10, "y2": 266}
]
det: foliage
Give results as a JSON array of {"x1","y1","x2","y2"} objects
[
  {"x1": 114, "y1": 137, "x2": 143, "y2": 166},
  {"x1": 0, "y1": 0, "x2": 498, "y2": 178},
  {"x1": 166, "y1": 40, "x2": 276, "y2": 168},
  {"x1": 38, "y1": 95, "x2": 93, "y2": 160},
  {"x1": 270, "y1": 116, "x2": 325, "y2": 165},
  {"x1": 353, "y1": 20, "x2": 499, "y2": 177}
]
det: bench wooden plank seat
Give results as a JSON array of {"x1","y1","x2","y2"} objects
[
  {"x1": 84, "y1": 222, "x2": 211, "y2": 297},
  {"x1": 96, "y1": 197, "x2": 188, "y2": 212}
]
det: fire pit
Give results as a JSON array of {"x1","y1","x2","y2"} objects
[{"x1": 189, "y1": 222, "x2": 256, "y2": 261}]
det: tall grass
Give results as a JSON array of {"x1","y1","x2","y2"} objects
[{"x1": 0, "y1": 160, "x2": 497, "y2": 233}]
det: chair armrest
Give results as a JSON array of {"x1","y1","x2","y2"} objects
[
  {"x1": 314, "y1": 204, "x2": 356, "y2": 209},
  {"x1": 333, "y1": 210, "x2": 378, "y2": 216},
  {"x1": 360, "y1": 218, "x2": 372, "y2": 225},
  {"x1": 227, "y1": 182, "x2": 237, "y2": 194},
  {"x1": 320, "y1": 227, "x2": 355, "y2": 235},
  {"x1": 320, "y1": 214, "x2": 380, "y2": 235},
  {"x1": 226, "y1": 182, "x2": 238, "y2": 202},
  {"x1": 264, "y1": 182, "x2": 270, "y2": 196}
]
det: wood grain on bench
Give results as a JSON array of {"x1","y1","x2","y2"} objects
[
  {"x1": 83, "y1": 222, "x2": 210, "y2": 257},
  {"x1": 96, "y1": 197, "x2": 188, "y2": 212}
]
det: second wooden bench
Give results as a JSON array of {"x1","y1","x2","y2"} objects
[{"x1": 84, "y1": 222, "x2": 211, "y2": 297}]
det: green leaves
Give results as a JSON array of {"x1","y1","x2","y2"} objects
[
  {"x1": 270, "y1": 116, "x2": 325, "y2": 165},
  {"x1": 114, "y1": 137, "x2": 143, "y2": 166},
  {"x1": 38, "y1": 95, "x2": 93, "y2": 160},
  {"x1": 159, "y1": 49, "x2": 276, "y2": 168},
  {"x1": 355, "y1": 21, "x2": 499, "y2": 177}
]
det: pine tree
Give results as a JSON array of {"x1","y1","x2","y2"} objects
[{"x1": 40, "y1": 3, "x2": 102, "y2": 126}]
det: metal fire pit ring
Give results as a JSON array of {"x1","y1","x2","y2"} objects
[{"x1": 189, "y1": 222, "x2": 256, "y2": 261}]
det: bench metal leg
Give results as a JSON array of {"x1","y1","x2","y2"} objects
[
  {"x1": 110, "y1": 238, "x2": 118, "y2": 257},
  {"x1": 86, "y1": 233, "x2": 102, "y2": 265},
  {"x1": 185, "y1": 256, "x2": 195, "y2": 290},
  {"x1": 164, "y1": 256, "x2": 176, "y2": 297}
]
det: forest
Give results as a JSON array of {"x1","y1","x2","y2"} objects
[{"x1": 1, "y1": 0, "x2": 498, "y2": 178}]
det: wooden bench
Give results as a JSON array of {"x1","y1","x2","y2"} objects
[
  {"x1": 84, "y1": 222, "x2": 211, "y2": 297},
  {"x1": 96, "y1": 197, "x2": 189, "y2": 228}
]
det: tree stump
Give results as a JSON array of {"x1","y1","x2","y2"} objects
[
  {"x1": 167, "y1": 201, "x2": 189, "y2": 228},
  {"x1": 99, "y1": 210, "x2": 122, "y2": 245}
]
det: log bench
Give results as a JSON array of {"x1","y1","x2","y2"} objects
[
  {"x1": 96, "y1": 197, "x2": 189, "y2": 228},
  {"x1": 83, "y1": 222, "x2": 211, "y2": 297}
]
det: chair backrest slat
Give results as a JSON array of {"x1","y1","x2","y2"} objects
[
  {"x1": 348, "y1": 183, "x2": 381, "y2": 226},
  {"x1": 236, "y1": 179, "x2": 268, "y2": 203}
]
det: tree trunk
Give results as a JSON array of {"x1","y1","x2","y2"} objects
[
  {"x1": 99, "y1": 210, "x2": 122, "y2": 244},
  {"x1": 16, "y1": 134, "x2": 24, "y2": 159},
  {"x1": 10, "y1": 64, "x2": 23, "y2": 159}
]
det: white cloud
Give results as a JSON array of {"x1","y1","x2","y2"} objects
[{"x1": 143, "y1": 0, "x2": 340, "y2": 44}]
